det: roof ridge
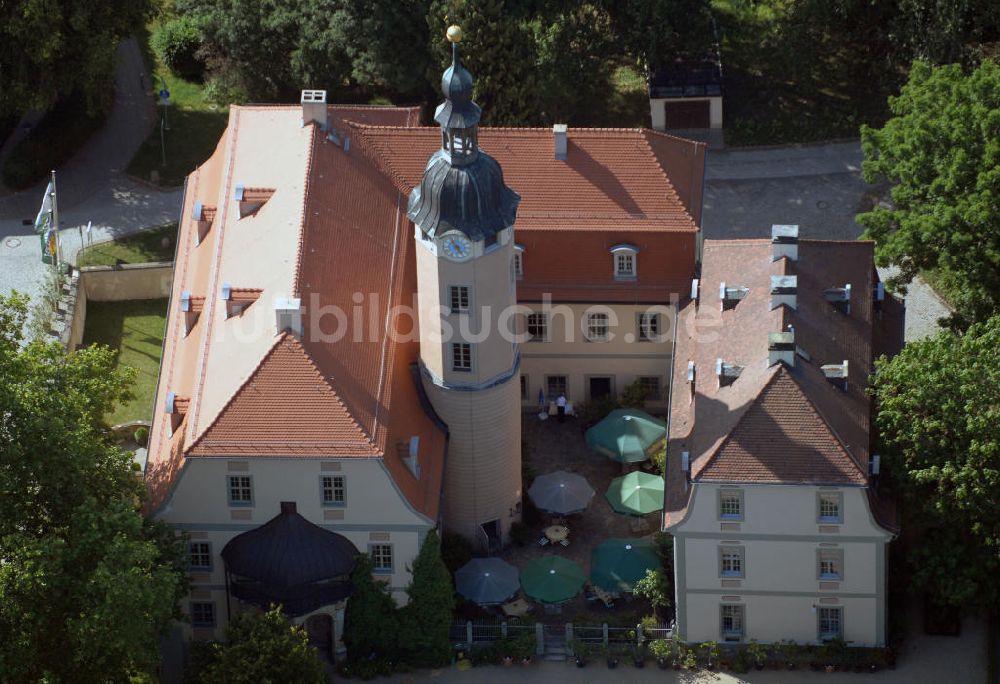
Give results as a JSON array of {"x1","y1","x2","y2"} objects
[
  {"x1": 293, "y1": 125, "x2": 320, "y2": 295},
  {"x1": 643, "y1": 127, "x2": 709, "y2": 148}
]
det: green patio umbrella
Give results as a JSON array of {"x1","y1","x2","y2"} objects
[
  {"x1": 605, "y1": 471, "x2": 665, "y2": 515},
  {"x1": 590, "y1": 538, "x2": 661, "y2": 592},
  {"x1": 585, "y1": 408, "x2": 667, "y2": 463},
  {"x1": 520, "y1": 556, "x2": 585, "y2": 604}
]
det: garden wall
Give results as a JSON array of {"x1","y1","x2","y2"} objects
[{"x1": 66, "y1": 262, "x2": 173, "y2": 349}]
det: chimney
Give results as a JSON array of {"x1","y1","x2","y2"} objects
[
  {"x1": 275, "y1": 297, "x2": 303, "y2": 336},
  {"x1": 280, "y1": 501, "x2": 297, "y2": 515},
  {"x1": 553, "y1": 124, "x2": 568, "y2": 160},
  {"x1": 771, "y1": 224, "x2": 799, "y2": 261},
  {"x1": 770, "y1": 275, "x2": 798, "y2": 310},
  {"x1": 300, "y1": 89, "x2": 327, "y2": 130},
  {"x1": 768, "y1": 330, "x2": 795, "y2": 367}
]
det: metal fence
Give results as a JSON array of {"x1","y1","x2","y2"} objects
[{"x1": 452, "y1": 619, "x2": 673, "y2": 651}]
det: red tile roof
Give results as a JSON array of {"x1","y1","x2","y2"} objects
[{"x1": 664, "y1": 239, "x2": 900, "y2": 530}]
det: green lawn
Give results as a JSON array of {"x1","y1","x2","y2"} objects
[
  {"x1": 76, "y1": 223, "x2": 178, "y2": 267},
  {"x1": 82, "y1": 299, "x2": 168, "y2": 425},
  {"x1": 711, "y1": 0, "x2": 897, "y2": 146},
  {"x1": 127, "y1": 28, "x2": 228, "y2": 187}
]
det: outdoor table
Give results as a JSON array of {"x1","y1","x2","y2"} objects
[
  {"x1": 543, "y1": 525, "x2": 569, "y2": 543},
  {"x1": 502, "y1": 598, "x2": 531, "y2": 617}
]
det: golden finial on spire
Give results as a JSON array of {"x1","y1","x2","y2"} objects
[{"x1": 447, "y1": 25, "x2": 463, "y2": 43}]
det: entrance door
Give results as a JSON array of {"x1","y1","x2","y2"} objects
[
  {"x1": 305, "y1": 614, "x2": 333, "y2": 657},
  {"x1": 589, "y1": 377, "x2": 612, "y2": 401},
  {"x1": 480, "y1": 519, "x2": 501, "y2": 555},
  {"x1": 664, "y1": 100, "x2": 711, "y2": 129}
]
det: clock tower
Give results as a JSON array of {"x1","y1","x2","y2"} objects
[{"x1": 408, "y1": 26, "x2": 522, "y2": 551}]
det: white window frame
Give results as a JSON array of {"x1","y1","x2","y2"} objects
[
  {"x1": 227, "y1": 475, "x2": 253, "y2": 507},
  {"x1": 191, "y1": 601, "x2": 216, "y2": 628},
  {"x1": 526, "y1": 312, "x2": 549, "y2": 342},
  {"x1": 320, "y1": 474, "x2": 346, "y2": 506},
  {"x1": 720, "y1": 604, "x2": 745, "y2": 642},
  {"x1": 637, "y1": 312, "x2": 660, "y2": 342},
  {"x1": 718, "y1": 489, "x2": 744, "y2": 521},
  {"x1": 719, "y1": 545, "x2": 745, "y2": 578},
  {"x1": 370, "y1": 543, "x2": 394, "y2": 574},
  {"x1": 449, "y1": 285, "x2": 470, "y2": 313},
  {"x1": 452, "y1": 342, "x2": 472, "y2": 372},
  {"x1": 817, "y1": 548, "x2": 844, "y2": 581},
  {"x1": 610, "y1": 244, "x2": 639, "y2": 280},
  {"x1": 817, "y1": 491, "x2": 844, "y2": 524},
  {"x1": 818, "y1": 607, "x2": 843, "y2": 641},
  {"x1": 585, "y1": 312, "x2": 610, "y2": 342},
  {"x1": 188, "y1": 542, "x2": 212, "y2": 570}
]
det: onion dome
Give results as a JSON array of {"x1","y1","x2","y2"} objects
[{"x1": 407, "y1": 26, "x2": 520, "y2": 242}]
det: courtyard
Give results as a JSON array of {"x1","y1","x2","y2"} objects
[{"x1": 455, "y1": 410, "x2": 669, "y2": 627}]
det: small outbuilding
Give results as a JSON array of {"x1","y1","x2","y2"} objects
[{"x1": 649, "y1": 56, "x2": 723, "y2": 132}]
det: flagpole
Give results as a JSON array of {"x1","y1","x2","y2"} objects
[{"x1": 50, "y1": 169, "x2": 60, "y2": 267}]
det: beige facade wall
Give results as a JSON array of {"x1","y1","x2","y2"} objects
[
  {"x1": 426, "y1": 374, "x2": 522, "y2": 546},
  {"x1": 79, "y1": 262, "x2": 173, "y2": 301},
  {"x1": 518, "y1": 302, "x2": 674, "y2": 409},
  {"x1": 672, "y1": 483, "x2": 890, "y2": 646},
  {"x1": 160, "y1": 456, "x2": 431, "y2": 639}
]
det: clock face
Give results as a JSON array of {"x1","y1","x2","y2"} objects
[{"x1": 442, "y1": 235, "x2": 472, "y2": 260}]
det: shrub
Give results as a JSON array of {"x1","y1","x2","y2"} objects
[
  {"x1": 440, "y1": 533, "x2": 473, "y2": 575},
  {"x1": 134, "y1": 426, "x2": 149, "y2": 446},
  {"x1": 399, "y1": 530, "x2": 454, "y2": 667},
  {"x1": 151, "y1": 16, "x2": 205, "y2": 81},
  {"x1": 731, "y1": 647, "x2": 752, "y2": 673}
]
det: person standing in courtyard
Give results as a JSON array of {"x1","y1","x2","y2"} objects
[{"x1": 557, "y1": 393, "x2": 567, "y2": 422}]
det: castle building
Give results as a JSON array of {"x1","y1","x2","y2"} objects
[{"x1": 144, "y1": 29, "x2": 704, "y2": 652}]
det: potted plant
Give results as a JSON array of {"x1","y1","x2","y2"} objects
[
  {"x1": 682, "y1": 647, "x2": 698, "y2": 670},
  {"x1": 700, "y1": 641, "x2": 720, "y2": 670},
  {"x1": 569, "y1": 639, "x2": 589, "y2": 668},
  {"x1": 515, "y1": 633, "x2": 534, "y2": 665},
  {"x1": 603, "y1": 643, "x2": 619, "y2": 669},
  {"x1": 672, "y1": 643, "x2": 685, "y2": 670},
  {"x1": 631, "y1": 643, "x2": 645, "y2": 668},
  {"x1": 780, "y1": 639, "x2": 799, "y2": 670},
  {"x1": 747, "y1": 639, "x2": 767, "y2": 671},
  {"x1": 649, "y1": 639, "x2": 671, "y2": 670}
]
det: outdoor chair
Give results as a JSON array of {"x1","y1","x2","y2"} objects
[
  {"x1": 538, "y1": 537, "x2": 550, "y2": 546},
  {"x1": 559, "y1": 538, "x2": 570, "y2": 547}
]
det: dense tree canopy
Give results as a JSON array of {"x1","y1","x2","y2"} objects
[
  {"x1": 342, "y1": 553, "x2": 399, "y2": 662},
  {"x1": 399, "y1": 530, "x2": 455, "y2": 667},
  {"x1": 872, "y1": 315, "x2": 1000, "y2": 609},
  {"x1": 187, "y1": 606, "x2": 326, "y2": 684},
  {"x1": 0, "y1": 293, "x2": 187, "y2": 682},
  {"x1": 0, "y1": 0, "x2": 158, "y2": 116},
  {"x1": 858, "y1": 59, "x2": 1000, "y2": 328}
]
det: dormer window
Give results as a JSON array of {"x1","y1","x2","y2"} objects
[
  {"x1": 180, "y1": 291, "x2": 205, "y2": 336},
  {"x1": 222, "y1": 286, "x2": 262, "y2": 319},
  {"x1": 720, "y1": 282, "x2": 750, "y2": 310},
  {"x1": 716, "y1": 359, "x2": 744, "y2": 387},
  {"x1": 610, "y1": 244, "x2": 639, "y2": 280},
  {"x1": 824, "y1": 284, "x2": 852, "y2": 314}
]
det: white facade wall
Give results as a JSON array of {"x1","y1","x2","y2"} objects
[
  {"x1": 650, "y1": 96, "x2": 724, "y2": 130},
  {"x1": 672, "y1": 482, "x2": 891, "y2": 646},
  {"x1": 159, "y1": 456, "x2": 432, "y2": 639}
]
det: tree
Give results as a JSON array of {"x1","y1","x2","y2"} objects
[
  {"x1": 633, "y1": 567, "x2": 672, "y2": 622},
  {"x1": 0, "y1": 293, "x2": 187, "y2": 682},
  {"x1": 0, "y1": 0, "x2": 158, "y2": 116},
  {"x1": 871, "y1": 315, "x2": 1000, "y2": 609},
  {"x1": 188, "y1": 606, "x2": 326, "y2": 684},
  {"x1": 399, "y1": 530, "x2": 454, "y2": 667},
  {"x1": 858, "y1": 59, "x2": 1000, "y2": 329},
  {"x1": 342, "y1": 553, "x2": 400, "y2": 661}
]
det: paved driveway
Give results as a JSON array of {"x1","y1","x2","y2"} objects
[{"x1": 701, "y1": 142, "x2": 950, "y2": 342}]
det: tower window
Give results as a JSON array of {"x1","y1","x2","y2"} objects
[
  {"x1": 449, "y1": 286, "x2": 470, "y2": 313},
  {"x1": 452, "y1": 343, "x2": 472, "y2": 371}
]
